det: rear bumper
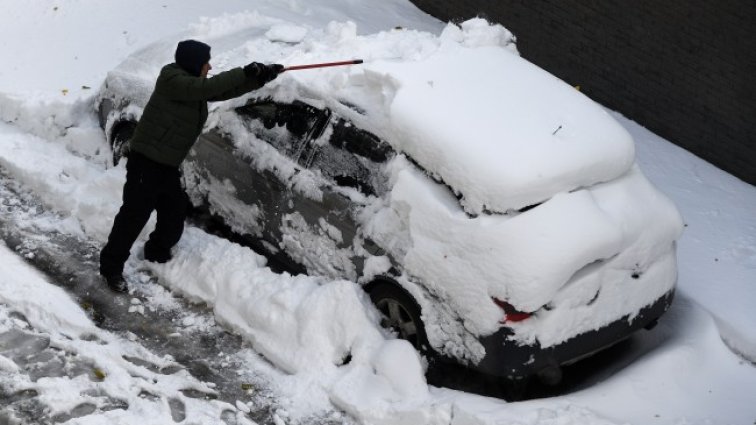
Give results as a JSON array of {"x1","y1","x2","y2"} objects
[{"x1": 474, "y1": 289, "x2": 675, "y2": 379}]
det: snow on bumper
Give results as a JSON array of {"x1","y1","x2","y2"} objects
[
  {"x1": 476, "y1": 287, "x2": 676, "y2": 379},
  {"x1": 509, "y1": 244, "x2": 678, "y2": 348}
]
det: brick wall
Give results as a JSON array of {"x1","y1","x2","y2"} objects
[{"x1": 410, "y1": 0, "x2": 756, "y2": 185}]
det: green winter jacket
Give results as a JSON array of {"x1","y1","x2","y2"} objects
[{"x1": 130, "y1": 63, "x2": 264, "y2": 167}]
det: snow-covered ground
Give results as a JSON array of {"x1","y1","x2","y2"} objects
[{"x1": 0, "y1": 1, "x2": 754, "y2": 425}]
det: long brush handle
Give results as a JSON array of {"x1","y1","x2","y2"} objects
[{"x1": 282, "y1": 59, "x2": 363, "y2": 72}]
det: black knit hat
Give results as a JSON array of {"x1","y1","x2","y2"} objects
[{"x1": 175, "y1": 40, "x2": 211, "y2": 77}]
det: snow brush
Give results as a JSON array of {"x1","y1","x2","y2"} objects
[{"x1": 281, "y1": 59, "x2": 363, "y2": 72}]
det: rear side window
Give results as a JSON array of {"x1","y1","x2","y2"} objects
[
  {"x1": 307, "y1": 118, "x2": 393, "y2": 196},
  {"x1": 328, "y1": 119, "x2": 392, "y2": 163},
  {"x1": 236, "y1": 100, "x2": 328, "y2": 160}
]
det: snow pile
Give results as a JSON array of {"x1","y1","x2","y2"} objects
[
  {"x1": 0, "y1": 123, "x2": 124, "y2": 240},
  {"x1": 369, "y1": 38, "x2": 634, "y2": 214},
  {"x1": 331, "y1": 341, "x2": 444, "y2": 425},
  {"x1": 146, "y1": 227, "x2": 440, "y2": 423}
]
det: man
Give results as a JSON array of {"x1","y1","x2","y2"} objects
[{"x1": 100, "y1": 39, "x2": 283, "y2": 292}]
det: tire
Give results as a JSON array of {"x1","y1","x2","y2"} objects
[
  {"x1": 111, "y1": 122, "x2": 136, "y2": 166},
  {"x1": 368, "y1": 281, "x2": 431, "y2": 354}
]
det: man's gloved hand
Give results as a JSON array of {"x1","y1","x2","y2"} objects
[
  {"x1": 243, "y1": 62, "x2": 265, "y2": 78},
  {"x1": 244, "y1": 62, "x2": 284, "y2": 83},
  {"x1": 262, "y1": 64, "x2": 284, "y2": 83}
]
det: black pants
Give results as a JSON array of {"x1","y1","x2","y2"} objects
[{"x1": 100, "y1": 152, "x2": 187, "y2": 276}]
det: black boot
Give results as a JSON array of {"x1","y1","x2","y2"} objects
[
  {"x1": 101, "y1": 273, "x2": 128, "y2": 293},
  {"x1": 143, "y1": 242, "x2": 172, "y2": 264}
]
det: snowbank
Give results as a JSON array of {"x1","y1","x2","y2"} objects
[{"x1": 146, "y1": 227, "x2": 438, "y2": 422}]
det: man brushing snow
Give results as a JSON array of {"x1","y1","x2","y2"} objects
[{"x1": 100, "y1": 39, "x2": 283, "y2": 293}]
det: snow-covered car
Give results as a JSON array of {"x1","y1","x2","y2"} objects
[{"x1": 96, "y1": 19, "x2": 684, "y2": 384}]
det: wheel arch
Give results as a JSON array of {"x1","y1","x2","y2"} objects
[
  {"x1": 108, "y1": 119, "x2": 138, "y2": 166},
  {"x1": 109, "y1": 119, "x2": 137, "y2": 147},
  {"x1": 364, "y1": 275, "x2": 433, "y2": 353}
]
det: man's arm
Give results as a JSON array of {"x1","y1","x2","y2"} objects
[
  {"x1": 208, "y1": 63, "x2": 283, "y2": 101},
  {"x1": 157, "y1": 68, "x2": 249, "y2": 101},
  {"x1": 208, "y1": 75, "x2": 265, "y2": 102}
]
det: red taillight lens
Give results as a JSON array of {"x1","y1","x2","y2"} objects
[{"x1": 492, "y1": 298, "x2": 532, "y2": 323}]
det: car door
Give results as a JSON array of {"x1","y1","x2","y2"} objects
[
  {"x1": 185, "y1": 100, "x2": 327, "y2": 253},
  {"x1": 231, "y1": 100, "x2": 329, "y2": 251},
  {"x1": 183, "y1": 127, "x2": 279, "y2": 244},
  {"x1": 280, "y1": 115, "x2": 394, "y2": 280}
]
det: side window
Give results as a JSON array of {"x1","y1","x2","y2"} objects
[
  {"x1": 236, "y1": 100, "x2": 327, "y2": 160},
  {"x1": 308, "y1": 119, "x2": 393, "y2": 196},
  {"x1": 329, "y1": 119, "x2": 392, "y2": 163}
]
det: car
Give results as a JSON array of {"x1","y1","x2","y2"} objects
[{"x1": 96, "y1": 19, "x2": 683, "y2": 388}]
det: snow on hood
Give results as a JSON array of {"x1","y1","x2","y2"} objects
[{"x1": 367, "y1": 44, "x2": 636, "y2": 214}]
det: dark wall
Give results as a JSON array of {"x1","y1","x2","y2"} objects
[{"x1": 410, "y1": 0, "x2": 756, "y2": 185}]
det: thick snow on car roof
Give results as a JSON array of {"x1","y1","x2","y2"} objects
[{"x1": 365, "y1": 45, "x2": 636, "y2": 214}]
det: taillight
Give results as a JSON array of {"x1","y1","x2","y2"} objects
[{"x1": 492, "y1": 298, "x2": 532, "y2": 323}]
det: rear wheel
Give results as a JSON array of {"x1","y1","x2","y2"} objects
[
  {"x1": 369, "y1": 282, "x2": 530, "y2": 400},
  {"x1": 368, "y1": 281, "x2": 430, "y2": 354},
  {"x1": 111, "y1": 122, "x2": 136, "y2": 166}
]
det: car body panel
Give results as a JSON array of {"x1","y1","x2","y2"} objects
[{"x1": 185, "y1": 130, "x2": 287, "y2": 244}]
